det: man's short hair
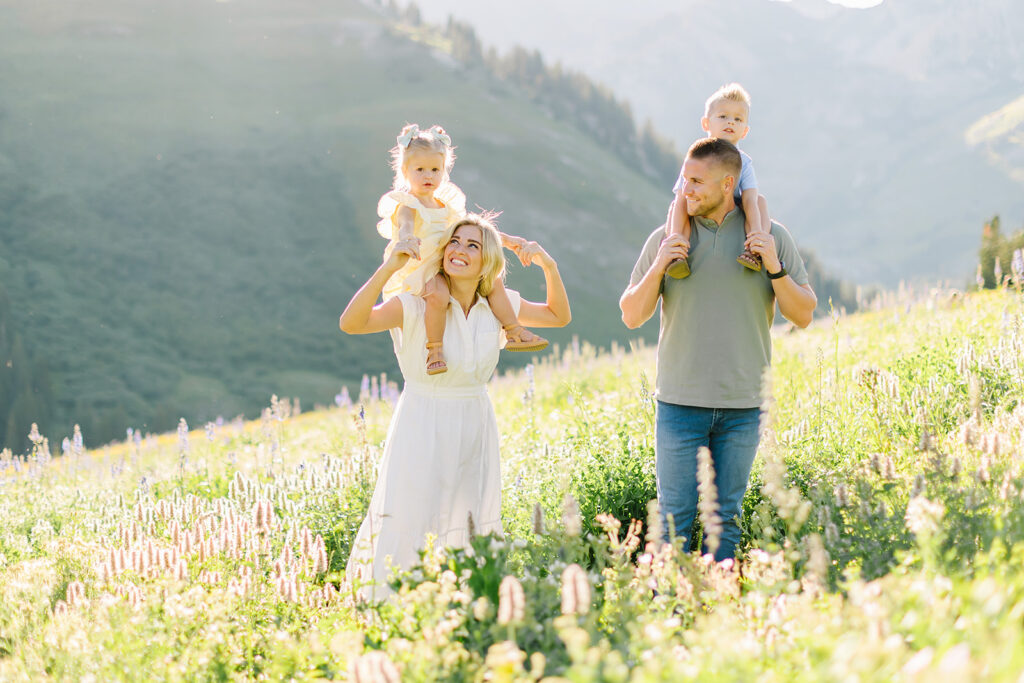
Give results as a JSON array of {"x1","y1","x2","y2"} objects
[
  {"x1": 704, "y1": 83, "x2": 751, "y2": 117},
  {"x1": 687, "y1": 138, "x2": 742, "y2": 179}
]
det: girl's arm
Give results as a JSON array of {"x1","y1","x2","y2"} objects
[
  {"x1": 395, "y1": 205, "x2": 420, "y2": 259},
  {"x1": 514, "y1": 242, "x2": 571, "y2": 328},
  {"x1": 339, "y1": 240, "x2": 416, "y2": 334}
]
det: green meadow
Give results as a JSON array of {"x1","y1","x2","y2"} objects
[{"x1": 2, "y1": 286, "x2": 1023, "y2": 680}]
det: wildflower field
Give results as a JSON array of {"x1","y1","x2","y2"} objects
[{"x1": 2, "y1": 288, "x2": 1024, "y2": 681}]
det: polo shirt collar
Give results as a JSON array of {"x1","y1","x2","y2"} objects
[{"x1": 694, "y1": 207, "x2": 743, "y2": 231}]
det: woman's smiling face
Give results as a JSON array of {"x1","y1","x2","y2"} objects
[{"x1": 443, "y1": 224, "x2": 484, "y2": 281}]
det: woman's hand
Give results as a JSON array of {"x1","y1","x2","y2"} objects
[
  {"x1": 515, "y1": 240, "x2": 554, "y2": 269},
  {"x1": 501, "y1": 233, "x2": 528, "y2": 254},
  {"x1": 514, "y1": 241, "x2": 570, "y2": 328},
  {"x1": 341, "y1": 242, "x2": 414, "y2": 335},
  {"x1": 385, "y1": 238, "x2": 420, "y2": 271}
]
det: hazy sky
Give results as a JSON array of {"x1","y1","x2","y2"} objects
[{"x1": 812, "y1": 0, "x2": 883, "y2": 6}]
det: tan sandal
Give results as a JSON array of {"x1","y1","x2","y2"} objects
[
  {"x1": 665, "y1": 258, "x2": 690, "y2": 279},
  {"x1": 425, "y1": 341, "x2": 447, "y2": 375},
  {"x1": 737, "y1": 248, "x2": 761, "y2": 271},
  {"x1": 503, "y1": 324, "x2": 549, "y2": 352}
]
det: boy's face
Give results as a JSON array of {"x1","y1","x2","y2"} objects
[{"x1": 701, "y1": 100, "x2": 750, "y2": 145}]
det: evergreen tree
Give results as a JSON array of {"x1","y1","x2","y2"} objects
[
  {"x1": 401, "y1": 2, "x2": 421, "y2": 26},
  {"x1": 978, "y1": 215, "x2": 1024, "y2": 288},
  {"x1": 0, "y1": 285, "x2": 55, "y2": 453}
]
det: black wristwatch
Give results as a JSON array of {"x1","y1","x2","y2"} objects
[{"x1": 766, "y1": 260, "x2": 788, "y2": 280}]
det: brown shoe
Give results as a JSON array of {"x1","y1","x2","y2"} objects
[
  {"x1": 425, "y1": 341, "x2": 447, "y2": 375},
  {"x1": 666, "y1": 258, "x2": 691, "y2": 279},
  {"x1": 737, "y1": 249, "x2": 761, "y2": 271},
  {"x1": 503, "y1": 324, "x2": 549, "y2": 352}
]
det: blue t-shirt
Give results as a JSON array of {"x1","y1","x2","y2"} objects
[{"x1": 673, "y1": 149, "x2": 757, "y2": 200}]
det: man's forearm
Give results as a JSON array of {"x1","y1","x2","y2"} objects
[
  {"x1": 773, "y1": 280, "x2": 816, "y2": 329},
  {"x1": 620, "y1": 267, "x2": 664, "y2": 329}
]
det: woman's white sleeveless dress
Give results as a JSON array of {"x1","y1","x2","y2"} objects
[{"x1": 345, "y1": 291, "x2": 519, "y2": 599}]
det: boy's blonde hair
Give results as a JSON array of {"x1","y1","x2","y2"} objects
[
  {"x1": 389, "y1": 124, "x2": 456, "y2": 191},
  {"x1": 704, "y1": 83, "x2": 752, "y2": 117},
  {"x1": 439, "y1": 213, "x2": 506, "y2": 298}
]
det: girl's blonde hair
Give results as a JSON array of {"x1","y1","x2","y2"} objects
[
  {"x1": 439, "y1": 213, "x2": 505, "y2": 298},
  {"x1": 390, "y1": 124, "x2": 456, "y2": 191}
]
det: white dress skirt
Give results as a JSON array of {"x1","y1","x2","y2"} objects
[{"x1": 345, "y1": 291, "x2": 519, "y2": 599}]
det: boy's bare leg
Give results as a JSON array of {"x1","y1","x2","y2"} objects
[
  {"x1": 665, "y1": 194, "x2": 691, "y2": 279},
  {"x1": 757, "y1": 194, "x2": 771, "y2": 235},
  {"x1": 737, "y1": 191, "x2": 766, "y2": 271},
  {"x1": 488, "y1": 278, "x2": 548, "y2": 352},
  {"x1": 423, "y1": 274, "x2": 450, "y2": 374}
]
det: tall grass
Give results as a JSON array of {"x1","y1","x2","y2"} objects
[{"x1": 1, "y1": 287, "x2": 1023, "y2": 680}]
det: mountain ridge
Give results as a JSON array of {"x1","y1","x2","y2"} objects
[{"x1": 412, "y1": 0, "x2": 1024, "y2": 284}]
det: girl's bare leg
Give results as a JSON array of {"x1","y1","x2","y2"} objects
[
  {"x1": 487, "y1": 278, "x2": 548, "y2": 352},
  {"x1": 423, "y1": 274, "x2": 450, "y2": 374}
]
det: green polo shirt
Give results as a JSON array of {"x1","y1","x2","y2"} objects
[{"x1": 629, "y1": 208, "x2": 808, "y2": 409}]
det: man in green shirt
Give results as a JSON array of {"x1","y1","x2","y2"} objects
[{"x1": 620, "y1": 138, "x2": 816, "y2": 560}]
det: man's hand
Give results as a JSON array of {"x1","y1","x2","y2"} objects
[
  {"x1": 745, "y1": 232, "x2": 781, "y2": 274},
  {"x1": 655, "y1": 234, "x2": 691, "y2": 275}
]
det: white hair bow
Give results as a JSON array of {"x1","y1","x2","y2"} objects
[
  {"x1": 397, "y1": 124, "x2": 451, "y2": 148},
  {"x1": 427, "y1": 125, "x2": 451, "y2": 146},
  {"x1": 396, "y1": 124, "x2": 420, "y2": 148}
]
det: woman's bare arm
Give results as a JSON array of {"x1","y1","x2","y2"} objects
[
  {"x1": 339, "y1": 240, "x2": 416, "y2": 334},
  {"x1": 514, "y1": 241, "x2": 571, "y2": 328}
]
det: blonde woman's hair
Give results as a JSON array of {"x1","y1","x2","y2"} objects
[
  {"x1": 389, "y1": 124, "x2": 456, "y2": 191},
  {"x1": 439, "y1": 213, "x2": 506, "y2": 298},
  {"x1": 704, "y1": 83, "x2": 751, "y2": 118}
]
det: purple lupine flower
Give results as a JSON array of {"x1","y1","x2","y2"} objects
[
  {"x1": 73, "y1": 425, "x2": 84, "y2": 454},
  {"x1": 177, "y1": 418, "x2": 189, "y2": 466}
]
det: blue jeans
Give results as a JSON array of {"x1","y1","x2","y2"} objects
[{"x1": 655, "y1": 401, "x2": 762, "y2": 561}]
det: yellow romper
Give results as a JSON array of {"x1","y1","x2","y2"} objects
[{"x1": 377, "y1": 182, "x2": 467, "y2": 301}]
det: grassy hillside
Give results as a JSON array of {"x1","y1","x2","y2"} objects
[
  {"x1": 412, "y1": 0, "x2": 1024, "y2": 284},
  {"x1": 0, "y1": 0, "x2": 673, "y2": 445},
  {"x1": 967, "y1": 94, "x2": 1024, "y2": 186},
  {"x1": 1, "y1": 288, "x2": 1023, "y2": 679}
]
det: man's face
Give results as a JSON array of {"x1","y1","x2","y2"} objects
[
  {"x1": 701, "y1": 100, "x2": 750, "y2": 146},
  {"x1": 678, "y1": 156, "x2": 731, "y2": 218}
]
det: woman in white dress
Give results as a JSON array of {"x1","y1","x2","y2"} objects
[{"x1": 338, "y1": 214, "x2": 571, "y2": 598}]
